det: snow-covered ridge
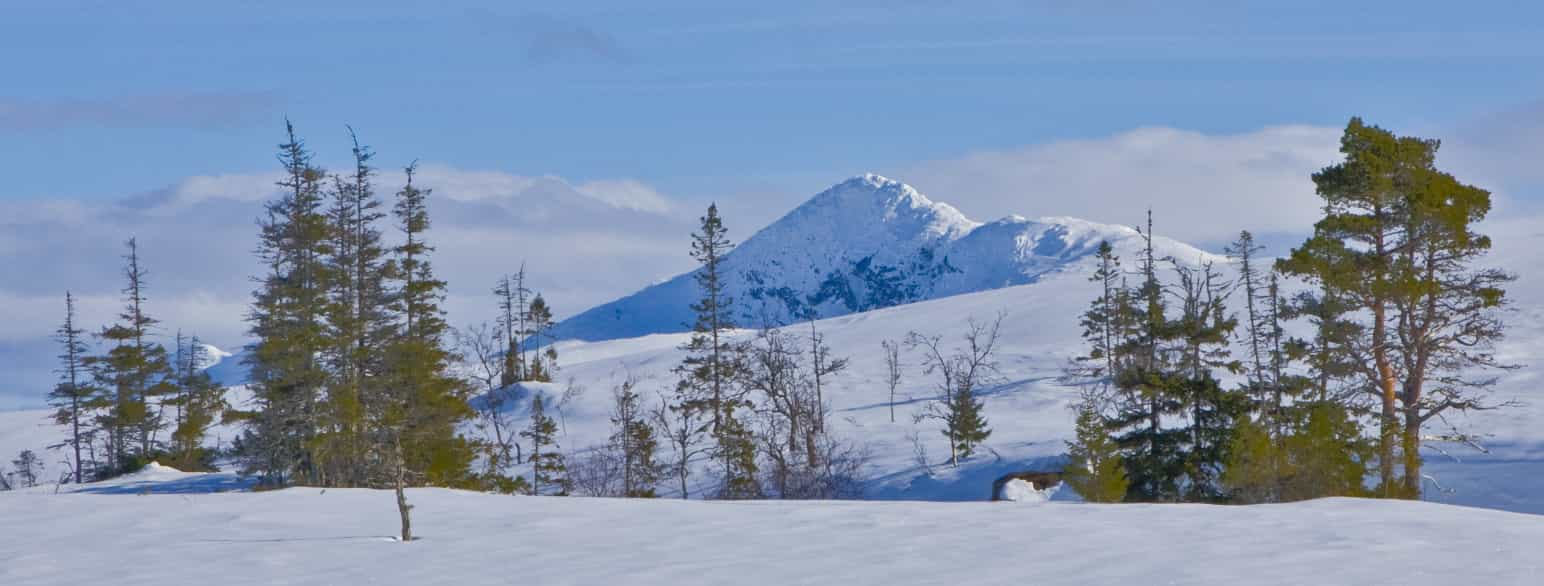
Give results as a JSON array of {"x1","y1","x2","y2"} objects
[{"x1": 551, "y1": 173, "x2": 1218, "y2": 342}]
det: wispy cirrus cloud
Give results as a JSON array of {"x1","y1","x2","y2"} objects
[{"x1": 0, "y1": 92, "x2": 280, "y2": 132}]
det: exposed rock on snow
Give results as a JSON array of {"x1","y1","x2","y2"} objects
[{"x1": 993, "y1": 471, "x2": 1066, "y2": 502}]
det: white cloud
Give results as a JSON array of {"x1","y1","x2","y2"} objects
[
  {"x1": 575, "y1": 179, "x2": 674, "y2": 213},
  {"x1": 0, "y1": 166, "x2": 695, "y2": 406},
  {"x1": 899, "y1": 125, "x2": 1342, "y2": 244}
]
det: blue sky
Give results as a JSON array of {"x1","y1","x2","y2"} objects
[
  {"x1": 3, "y1": 1, "x2": 1544, "y2": 408},
  {"x1": 7, "y1": 1, "x2": 1544, "y2": 201}
]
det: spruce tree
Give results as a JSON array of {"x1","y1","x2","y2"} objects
[
  {"x1": 1070, "y1": 241, "x2": 1125, "y2": 396},
  {"x1": 168, "y1": 337, "x2": 227, "y2": 471},
  {"x1": 942, "y1": 379, "x2": 990, "y2": 461},
  {"x1": 1281, "y1": 402, "x2": 1371, "y2": 500},
  {"x1": 524, "y1": 294, "x2": 555, "y2": 382},
  {"x1": 89, "y1": 238, "x2": 176, "y2": 473},
  {"x1": 10, "y1": 450, "x2": 41, "y2": 488},
  {"x1": 379, "y1": 163, "x2": 474, "y2": 489},
  {"x1": 610, "y1": 378, "x2": 662, "y2": 498},
  {"x1": 908, "y1": 315, "x2": 1004, "y2": 467},
  {"x1": 713, "y1": 414, "x2": 761, "y2": 499},
  {"x1": 240, "y1": 121, "x2": 334, "y2": 486},
  {"x1": 676, "y1": 203, "x2": 741, "y2": 432},
  {"x1": 318, "y1": 128, "x2": 394, "y2": 487},
  {"x1": 1220, "y1": 415, "x2": 1278, "y2": 503},
  {"x1": 1064, "y1": 403, "x2": 1128, "y2": 503},
  {"x1": 675, "y1": 203, "x2": 757, "y2": 497},
  {"x1": 1106, "y1": 213, "x2": 1188, "y2": 501},
  {"x1": 521, "y1": 393, "x2": 567, "y2": 495},
  {"x1": 1169, "y1": 260, "x2": 1242, "y2": 500},
  {"x1": 1225, "y1": 231, "x2": 1275, "y2": 411},
  {"x1": 373, "y1": 163, "x2": 473, "y2": 540},
  {"x1": 48, "y1": 291, "x2": 98, "y2": 483}
]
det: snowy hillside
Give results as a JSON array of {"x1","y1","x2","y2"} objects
[
  {"x1": 4, "y1": 481, "x2": 1544, "y2": 585},
  {"x1": 3, "y1": 183, "x2": 1540, "y2": 513},
  {"x1": 550, "y1": 174, "x2": 1218, "y2": 342}
]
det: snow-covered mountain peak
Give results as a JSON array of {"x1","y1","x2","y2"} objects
[
  {"x1": 764, "y1": 174, "x2": 978, "y2": 248},
  {"x1": 550, "y1": 175, "x2": 1217, "y2": 341},
  {"x1": 196, "y1": 343, "x2": 233, "y2": 371},
  {"x1": 805, "y1": 173, "x2": 933, "y2": 212}
]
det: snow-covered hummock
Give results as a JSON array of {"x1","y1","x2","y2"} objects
[
  {"x1": 998, "y1": 478, "x2": 1060, "y2": 503},
  {"x1": 550, "y1": 174, "x2": 1217, "y2": 342},
  {"x1": 4, "y1": 485, "x2": 1544, "y2": 585}
]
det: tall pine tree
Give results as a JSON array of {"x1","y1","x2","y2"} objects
[{"x1": 1279, "y1": 117, "x2": 1513, "y2": 497}]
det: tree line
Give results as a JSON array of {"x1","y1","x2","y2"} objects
[
  {"x1": 15, "y1": 116, "x2": 1512, "y2": 520},
  {"x1": 1063, "y1": 118, "x2": 1514, "y2": 503}
]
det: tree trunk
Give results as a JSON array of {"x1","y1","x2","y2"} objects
[
  {"x1": 1372, "y1": 305, "x2": 1399, "y2": 496},
  {"x1": 678, "y1": 462, "x2": 688, "y2": 500},
  {"x1": 72, "y1": 399, "x2": 83, "y2": 483},
  {"x1": 394, "y1": 439, "x2": 413, "y2": 542},
  {"x1": 1402, "y1": 403, "x2": 1423, "y2": 497}
]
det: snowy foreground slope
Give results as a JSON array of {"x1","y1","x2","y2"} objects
[{"x1": 4, "y1": 475, "x2": 1544, "y2": 586}]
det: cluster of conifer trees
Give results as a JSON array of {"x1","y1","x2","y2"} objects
[
  {"x1": 225, "y1": 123, "x2": 505, "y2": 530},
  {"x1": 42, "y1": 243, "x2": 229, "y2": 484},
  {"x1": 1064, "y1": 118, "x2": 1513, "y2": 503},
  {"x1": 222, "y1": 123, "x2": 564, "y2": 538}
]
